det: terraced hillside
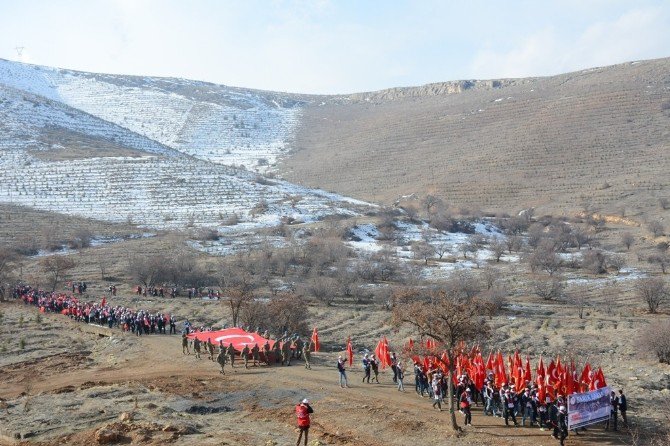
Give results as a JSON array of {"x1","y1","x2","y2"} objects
[
  {"x1": 2, "y1": 57, "x2": 669, "y2": 227},
  {"x1": 282, "y1": 58, "x2": 670, "y2": 216},
  {"x1": 0, "y1": 85, "x2": 176, "y2": 158},
  {"x1": 0, "y1": 59, "x2": 371, "y2": 232}
]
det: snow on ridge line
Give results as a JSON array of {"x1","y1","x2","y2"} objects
[{"x1": 0, "y1": 59, "x2": 306, "y2": 172}]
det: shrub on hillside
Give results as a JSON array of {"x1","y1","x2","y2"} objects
[
  {"x1": 532, "y1": 276, "x2": 565, "y2": 301},
  {"x1": 648, "y1": 220, "x2": 665, "y2": 237},
  {"x1": 639, "y1": 319, "x2": 670, "y2": 364},
  {"x1": 68, "y1": 228, "x2": 93, "y2": 249},
  {"x1": 637, "y1": 277, "x2": 668, "y2": 313},
  {"x1": 582, "y1": 249, "x2": 609, "y2": 274}
]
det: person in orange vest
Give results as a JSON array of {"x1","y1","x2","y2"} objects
[{"x1": 295, "y1": 398, "x2": 314, "y2": 446}]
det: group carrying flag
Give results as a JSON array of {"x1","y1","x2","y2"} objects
[{"x1": 401, "y1": 339, "x2": 607, "y2": 397}]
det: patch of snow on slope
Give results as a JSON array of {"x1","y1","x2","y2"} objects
[
  {"x1": 0, "y1": 154, "x2": 371, "y2": 230},
  {"x1": 0, "y1": 85, "x2": 175, "y2": 156}
]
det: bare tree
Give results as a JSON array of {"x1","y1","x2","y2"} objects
[
  {"x1": 266, "y1": 293, "x2": 309, "y2": 337},
  {"x1": 639, "y1": 319, "x2": 670, "y2": 364},
  {"x1": 422, "y1": 195, "x2": 443, "y2": 216},
  {"x1": 480, "y1": 265, "x2": 500, "y2": 290},
  {"x1": 637, "y1": 277, "x2": 668, "y2": 313},
  {"x1": 401, "y1": 203, "x2": 420, "y2": 221},
  {"x1": 586, "y1": 215, "x2": 606, "y2": 233},
  {"x1": 434, "y1": 241, "x2": 450, "y2": 260},
  {"x1": 532, "y1": 276, "x2": 565, "y2": 301},
  {"x1": 491, "y1": 239, "x2": 506, "y2": 262},
  {"x1": 306, "y1": 276, "x2": 337, "y2": 305},
  {"x1": 391, "y1": 287, "x2": 496, "y2": 431},
  {"x1": 648, "y1": 254, "x2": 669, "y2": 274},
  {"x1": 40, "y1": 256, "x2": 76, "y2": 292},
  {"x1": 572, "y1": 227, "x2": 595, "y2": 250},
  {"x1": 128, "y1": 255, "x2": 169, "y2": 289},
  {"x1": 506, "y1": 235, "x2": 523, "y2": 254},
  {"x1": 608, "y1": 255, "x2": 626, "y2": 275},
  {"x1": 451, "y1": 270, "x2": 481, "y2": 299},
  {"x1": 411, "y1": 240, "x2": 435, "y2": 264},
  {"x1": 621, "y1": 232, "x2": 635, "y2": 251},
  {"x1": 479, "y1": 284, "x2": 507, "y2": 315},
  {"x1": 224, "y1": 287, "x2": 255, "y2": 327},
  {"x1": 527, "y1": 240, "x2": 561, "y2": 275},
  {"x1": 97, "y1": 255, "x2": 111, "y2": 280},
  {"x1": 648, "y1": 221, "x2": 665, "y2": 237},
  {"x1": 581, "y1": 249, "x2": 609, "y2": 274},
  {"x1": 69, "y1": 228, "x2": 93, "y2": 249},
  {"x1": 503, "y1": 216, "x2": 530, "y2": 235},
  {"x1": 526, "y1": 223, "x2": 545, "y2": 249},
  {"x1": 567, "y1": 287, "x2": 590, "y2": 319}
]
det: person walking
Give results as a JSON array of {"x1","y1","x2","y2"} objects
[
  {"x1": 503, "y1": 390, "x2": 519, "y2": 426},
  {"x1": 216, "y1": 347, "x2": 226, "y2": 374},
  {"x1": 263, "y1": 340, "x2": 272, "y2": 366},
  {"x1": 303, "y1": 343, "x2": 311, "y2": 369},
  {"x1": 282, "y1": 341, "x2": 292, "y2": 366},
  {"x1": 521, "y1": 389, "x2": 535, "y2": 427},
  {"x1": 226, "y1": 343, "x2": 236, "y2": 368},
  {"x1": 396, "y1": 361, "x2": 405, "y2": 391},
  {"x1": 241, "y1": 344, "x2": 251, "y2": 369},
  {"x1": 181, "y1": 333, "x2": 190, "y2": 355},
  {"x1": 337, "y1": 356, "x2": 349, "y2": 388},
  {"x1": 193, "y1": 337, "x2": 201, "y2": 359},
  {"x1": 251, "y1": 343, "x2": 260, "y2": 367},
  {"x1": 432, "y1": 376, "x2": 443, "y2": 411},
  {"x1": 295, "y1": 399, "x2": 314, "y2": 446},
  {"x1": 207, "y1": 338, "x2": 215, "y2": 361},
  {"x1": 557, "y1": 405, "x2": 569, "y2": 446},
  {"x1": 370, "y1": 354, "x2": 380, "y2": 383},
  {"x1": 606, "y1": 390, "x2": 619, "y2": 431},
  {"x1": 619, "y1": 389, "x2": 628, "y2": 428},
  {"x1": 362, "y1": 354, "x2": 371, "y2": 384},
  {"x1": 390, "y1": 352, "x2": 398, "y2": 383},
  {"x1": 460, "y1": 388, "x2": 473, "y2": 425}
]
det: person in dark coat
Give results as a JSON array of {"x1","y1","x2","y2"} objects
[{"x1": 618, "y1": 389, "x2": 628, "y2": 428}]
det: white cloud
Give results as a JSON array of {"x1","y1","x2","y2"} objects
[{"x1": 470, "y1": 6, "x2": 670, "y2": 79}]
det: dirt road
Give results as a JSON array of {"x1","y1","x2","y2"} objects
[{"x1": 0, "y1": 303, "x2": 635, "y2": 445}]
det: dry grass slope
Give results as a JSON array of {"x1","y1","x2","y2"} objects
[{"x1": 281, "y1": 58, "x2": 670, "y2": 218}]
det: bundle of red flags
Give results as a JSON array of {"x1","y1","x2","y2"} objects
[{"x1": 402, "y1": 339, "x2": 606, "y2": 396}]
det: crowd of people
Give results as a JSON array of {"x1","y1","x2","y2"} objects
[
  {"x1": 9, "y1": 283, "x2": 627, "y2": 444},
  {"x1": 333, "y1": 352, "x2": 626, "y2": 445},
  {"x1": 14, "y1": 285, "x2": 179, "y2": 335}
]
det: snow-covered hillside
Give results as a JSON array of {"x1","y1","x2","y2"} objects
[
  {"x1": 0, "y1": 152, "x2": 370, "y2": 230},
  {"x1": 0, "y1": 85, "x2": 176, "y2": 156},
  {"x1": 0, "y1": 59, "x2": 303, "y2": 171},
  {"x1": 0, "y1": 58, "x2": 376, "y2": 240}
]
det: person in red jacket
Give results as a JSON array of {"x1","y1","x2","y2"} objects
[
  {"x1": 460, "y1": 388, "x2": 473, "y2": 426},
  {"x1": 295, "y1": 398, "x2": 314, "y2": 446}
]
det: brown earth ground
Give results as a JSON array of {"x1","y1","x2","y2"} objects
[{"x1": 1, "y1": 295, "x2": 665, "y2": 446}]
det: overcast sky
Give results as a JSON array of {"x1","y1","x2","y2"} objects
[{"x1": 0, "y1": 0, "x2": 668, "y2": 94}]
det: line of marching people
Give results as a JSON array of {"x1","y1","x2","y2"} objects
[{"x1": 13, "y1": 285, "x2": 179, "y2": 336}]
